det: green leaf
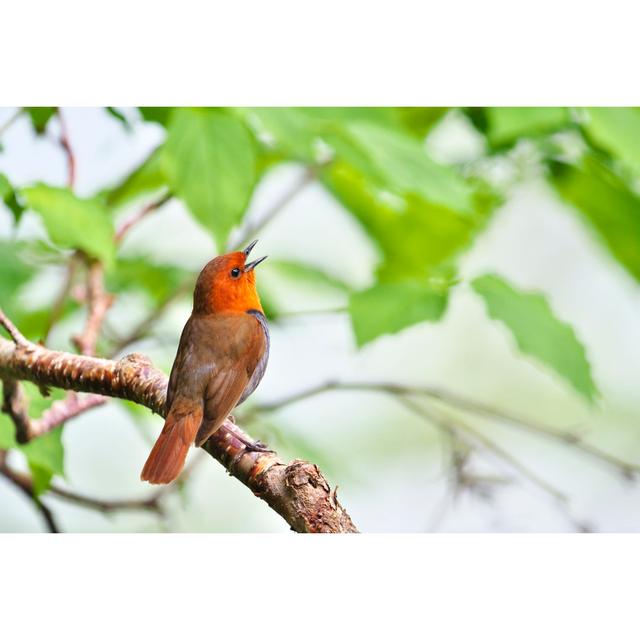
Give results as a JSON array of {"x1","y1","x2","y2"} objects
[
  {"x1": 349, "y1": 280, "x2": 448, "y2": 346},
  {"x1": 103, "y1": 148, "x2": 167, "y2": 209},
  {"x1": 105, "y1": 107, "x2": 133, "y2": 132},
  {"x1": 472, "y1": 273, "x2": 597, "y2": 402},
  {"x1": 323, "y1": 160, "x2": 495, "y2": 281},
  {"x1": 236, "y1": 107, "x2": 447, "y2": 164},
  {"x1": 301, "y1": 107, "x2": 403, "y2": 126},
  {"x1": 549, "y1": 156, "x2": 640, "y2": 283},
  {"x1": 138, "y1": 107, "x2": 172, "y2": 126},
  {"x1": 0, "y1": 414, "x2": 17, "y2": 448},
  {"x1": 22, "y1": 184, "x2": 115, "y2": 264},
  {"x1": 20, "y1": 427, "x2": 65, "y2": 478},
  {"x1": 338, "y1": 121, "x2": 475, "y2": 214},
  {"x1": 583, "y1": 107, "x2": 640, "y2": 176},
  {"x1": 163, "y1": 108, "x2": 257, "y2": 248},
  {"x1": 235, "y1": 107, "x2": 319, "y2": 162},
  {"x1": 24, "y1": 107, "x2": 57, "y2": 134},
  {"x1": 29, "y1": 462, "x2": 54, "y2": 496},
  {"x1": 485, "y1": 107, "x2": 570, "y2": 147},
  {"x1": 0, "y1": 173, "x2": 25, "y2": 222},
  {"x1": 394, "y1": 107, "x2": 449, "y2": 137}
]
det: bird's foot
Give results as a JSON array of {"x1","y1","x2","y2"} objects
[{"x1": 236, "y1": 434, "x2": 274, "y2": 454}]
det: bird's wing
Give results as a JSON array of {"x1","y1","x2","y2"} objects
[
  {"x1": 194, "y1": 313, "x2": 267, "y2": 447},
  {"x1": 166, "y1": 316, "x2": 198, "y2": 412}
]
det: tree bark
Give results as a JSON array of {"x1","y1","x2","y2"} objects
[{"x1": 0, "y1": 336, "x2": 358, "y2": 533}]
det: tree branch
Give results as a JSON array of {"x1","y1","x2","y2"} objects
[
  {"x1": 106, "y1": 277, "x2": 194, "y2": 358},
  {"x1": 1, "y1": 379, "x2": 31, "y2": 443},
  {"x1": 33, "y1": 392, "x2": 108, "y2": 439},
  {"x1": 252, "y1": 380, "x2": 640, "y2": 479},
  {"x1": 115, "y1": 191, "x2": 172, "y2": 244},
  {"x1": 57, "y1": 108, "x2": 76, "y2": 189},
  {"x1": 0, "y1": 108, "x2": 23, "y2": 140},
  {"x1": 72, "y1": 260, "x2": 113, "y2": 356},
  {"x1": 49, "y1": 482, "x2": 162, "y2": 515},
  {"x1": 228, "y1": 165, "x2": 319, "y2": 251},
  {"x1": 399, "y1": 396, "x2": 568, "y2": 503},
  {"x1": 0, "y1": 452, "x2": 59, "y2": 533},
  {"x1": 0, "y1": 316, "x2": 358, "y2": 533}
]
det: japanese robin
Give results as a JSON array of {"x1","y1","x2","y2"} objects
[{"x1": 140, "y1": 240, "x2": 269, "y2": 484}]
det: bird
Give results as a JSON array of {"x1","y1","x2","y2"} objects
[{"x1": 140, "y1": 239, "x2": 269, "y2": 485}]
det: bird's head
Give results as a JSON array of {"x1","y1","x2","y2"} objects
[{"x1": 193, "y1": 240, "x2": 267, "y2": 315}]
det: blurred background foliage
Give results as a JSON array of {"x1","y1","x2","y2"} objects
[{"x1": 0, "y1": 106, "x2": 639, "y2": 532}]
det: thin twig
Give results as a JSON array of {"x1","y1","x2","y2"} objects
[
  {"x1": 72, "y1": 260, "x2": 113, "y2": 356},
  {"x1": 0, "y1": 308, "x2": 29, "y2": 348},
  {"x1": 250, "y1": 380, "x2": 640, "y2": 478},
  {"x1": 48, "y1": 484, "x2": 162, "y2": 514},
  {"x1": 31, "y1": 392, "x2": 108, "y2": 439},
  {"x1": 57, "y1": 108, "x2": 76, "y2": 189},
  {"x1": 106, "y1": 277, "x2": 194, "y2": 358},
  {"x1": 115, "y1": 191, "x2": 172, "y2": 244},
  {"x1": 0, "y1": 108, "x2": 23, "y2": 140},
  {"x1": 0, "y1": 459, "x2": 59, "y2": 532},
  {"x1": 275, "y1": 307, "x2": 348, "y2": 320},
  {"x1": 399, "y1": 396, "x2": 568, "y2": 502},
  {"x1": 2, "y1": 377, "x2": 106, "y2": 442},
  {"x1": 404, "y1": 398, "x2": 592, "y2": 532},
  {"x1": 229, "y1": 165, "x2": 319, "y2": 251},
  {"x1": 1, "y1": 379, "x2": 31, "y2": 443}
]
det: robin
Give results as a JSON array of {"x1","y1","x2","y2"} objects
[{"x1": 141, "y1": 240, "x2": 269, "y2": 484}]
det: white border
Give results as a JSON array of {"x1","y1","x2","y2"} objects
[
  {"x1": 2, "y1": 534, "x2": 637, "y2": 639},
  {"x1": 2, "y1": 1, "x2": 638, "y2": 105}
]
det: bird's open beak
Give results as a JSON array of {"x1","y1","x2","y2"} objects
[
  {"x1": 244, "y1": 255, "x2": 268, "y2": 272},
  {"x1": 243, "y1": 240, "x2": 267, "y2": 271},
  {"x1": 243, "y1": 239, "x2": 259, "y2": 257}
]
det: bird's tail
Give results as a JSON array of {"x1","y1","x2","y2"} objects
[{"x1": 140, "y1": 402, "x2": 203, "y2": 485}]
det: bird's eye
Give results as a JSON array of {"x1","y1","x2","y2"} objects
[{"x1": 230, "y1": 267, "x2": 241, "y2": 279}]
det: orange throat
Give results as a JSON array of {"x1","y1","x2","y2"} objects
[{"x1": 208, "y1": 278, "x2": 263, "y2": 314}]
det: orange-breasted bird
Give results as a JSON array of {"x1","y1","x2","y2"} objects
[{"x1": 140, "y1": 240, "x2": 269, "y2": 484}]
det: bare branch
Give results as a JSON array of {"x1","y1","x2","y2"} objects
[
  {"x1": 252, "y1": 380, "x2": 640, "y2": 478},
  {"x1": 1, "y1": 379, "x2": 31, "y2": 443},
  {"x1": 72, "y1": 261, "x2": 114, "y2": 356},
  {"x1": 0, "y1": 456, "x2": 59, "y2": 533},
  {"x1": 30, "y1": 392, "x2": 108, "y2": 439},
  {"x1": 107, "y1": 277, "x2": 193, "y2": 358},
  {"x1": 47, "y1": 483, "x2": 162, "y2": 514},
  {"x1": 115, "y1": 191, "x2": 172, "y2": 244},
  {"x1": 0, "y1": 318, "x2": 358, "y2": 533},
  {"x1": 0, "y1": 308, "x2": 29, "y2": 348},
  {"x1": 1, "y1": 378, "x2": 106, "y2": 443},
  {"x1": 229, "y1": 165, "x2": 319, "y2": 251},
  {"x1": 0, "y1": 455, "x2": 161, "y2": 530},
  {"x1": 0, "y1": 108, "x2": 23, "y2": 140},
  {"x1": 57, "y1": 108, "x2": 76, "y2": 189},
  {"x1": 400, "y1": 397, "x2": 568, "y2": 502}
]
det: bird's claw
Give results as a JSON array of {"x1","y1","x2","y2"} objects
[{"x1": 243, "y1": 439, "x2": 275, "y2": 454}]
